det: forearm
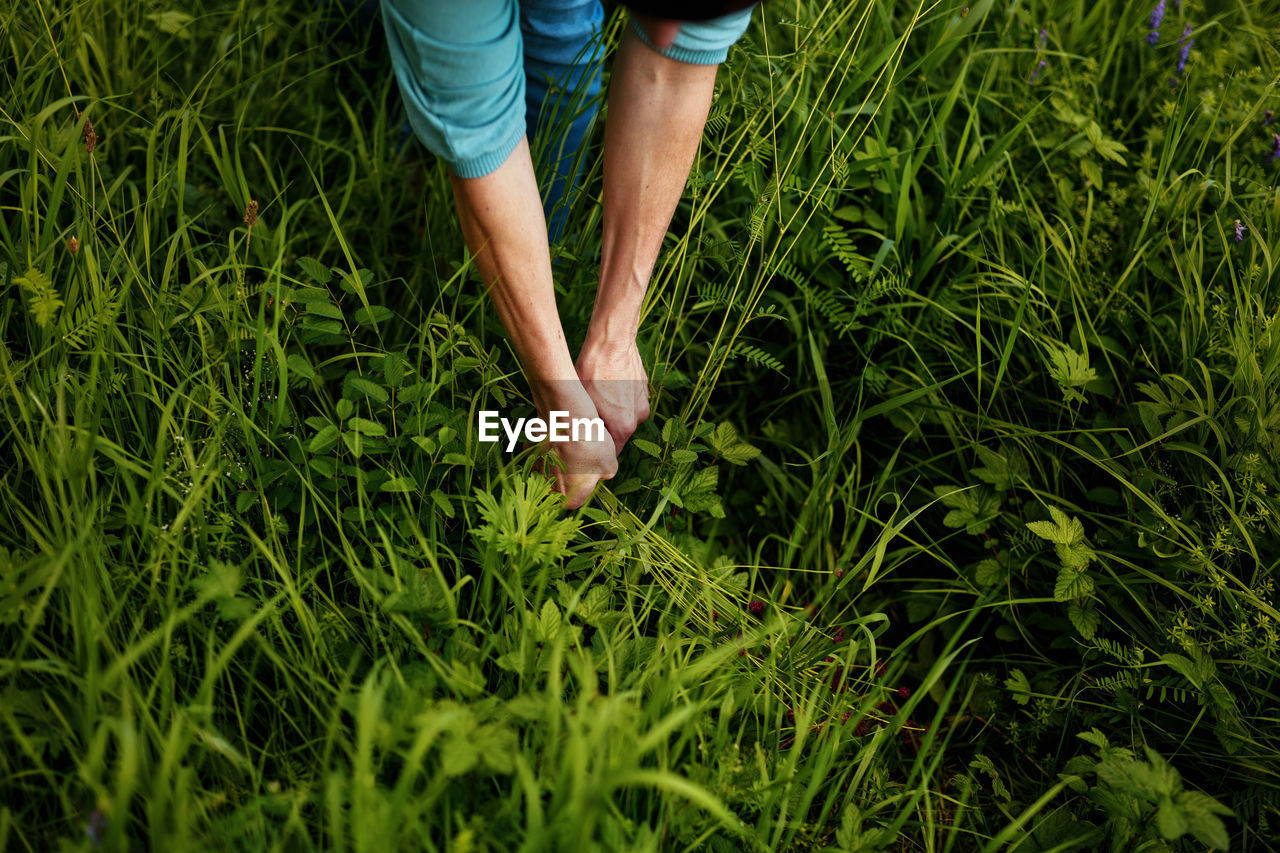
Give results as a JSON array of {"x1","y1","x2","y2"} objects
[
  {"x1": 451, "y1": 137, "x2": 583, "y2": 405},
  {"x1": 585, "y1": 24, "x2": 719, "y2": 349}
]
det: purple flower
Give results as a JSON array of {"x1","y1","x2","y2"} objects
[
  {"x1": 1235, "y1": 220, "x2": 1246, "y2": 243},
  {"x1": 1272, "y1": 133, "x2": 1280, "y2": 162},
  {"x1": 1176, "y1": 25, "x2": 1194, "y2": 75},
  {"x1": 1148, "y1": 0, "x2": 1165, "y2": 45},
  {"x1": 1030, "y1": 26, "x2": 1048, "y2": 82},
  {"x1": 1266, "y1": 110, "x2": 1275, "y2": 127}
]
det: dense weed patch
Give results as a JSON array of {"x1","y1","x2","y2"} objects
[{"x1": 1, "y1": 0, "x2": 1278, "y2": 849}]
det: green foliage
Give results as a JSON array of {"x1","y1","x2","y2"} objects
[
  {"x1": 1, "y1": 0, "x2": 1278, "y2": 850},
  {"x1": 1064, "y1": 730, "x2": 1234, "y2": 850}
]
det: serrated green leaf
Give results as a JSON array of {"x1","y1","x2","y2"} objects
[
  {"x1": 974, "y1": 557, "x2": 1005, "y2": 587},
  {"x1": 537, "y1": 599, "x2": 561, "y2": 644},
  {"x1": 579, "y1": 585, "x2": 611, "y2": 624},
  {"x1": 934, "y1": 485, "x2": 1001, "y2": 535},
  {"x1": 1160, "y1": 653, "x2": 1202, "y2": 690},
  {"x1": 1079, "y1": 158, "x2": 1103, "y2": 189},
  {"x1": 346, "y1": 376, "x2": 389, "y2": 404},
  {"x1": 1005, "y1": 668, "x2": 1031, "y2": 705},
  {"x1": 309, "y1": 424, "x2": 340, "y2": 454},
  {"x1": 685, "y1": 466, "x2": 718, "y2": 495},
  {"x1": 353, "y1": 305, "x2": 393, "y2": 325},
  {"x1": 304, "y1": 300, "x2": 345, "y2": 320},
  {"x1": 1077, "y1": 728, "x2": 1109, "y2": 749},
  {"x1": 300, "y1": 318, "x2": 342, "y2": 335},
  {"x1": 633, "y1": 438, "x2": 663, "y2": 459},
  {"x1": 1024, "y1": 514, "x2": 1064, "y2": 535},
  {"x1": 970, "y1": 443, "x2": 1029, "y2": 491},
  {"x1": 348, "y1": 417, "x2": 386, "y2": 437},
  {"x1": 708, "y1": 421, "x2": 761, "y2": 466},
  {"x1": 1047, "y1": 343, "x2": 1097, "y2": 402},
  {"x1": 431, "y1": 489, "x2": 455, "y2": 518},
  {"x1": 670, "y1": 449, "x2": 697, "y2": 465},
  {"x1": 383, "y1": 351, "x2": 406, "y2": 387},
  {"x1": 381, "y1": 476, "x2": 417, "y2": 493},
  {"x1": 1175, "y1": 790, "x2": 1232, "y2": 850},
  {"x1": 337, "y1": 268, "x2": 374, "y2": 295},
  {"x1": 1027, "y1": 507, "x2": 1095, "y2": 571},
  {"x1": 286, "y1": 353, "x2": 315, "y2": 381},
  {"x1": 661, "y1": 417, "x2": 687, "y2": 445},
  {"x1": 613, "y1": 477, "x2": 642, "y2": 495},
  {"x1": 1067, "y1": 602, "x2": 1100, "y2": 639},
  {"x1": 1054, "y1": 565, "x2": 1093, "y2": 602},
  {"x1": 1156, "y1": 795, "x2": 1188, "y2": 840},
  {"x1": 298, "y1": 257, "x2": 331, "y2": 283}
]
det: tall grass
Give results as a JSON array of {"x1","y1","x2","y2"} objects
[{"x1": 1, "y1": 0, "x2": 1278, "y2": 849}]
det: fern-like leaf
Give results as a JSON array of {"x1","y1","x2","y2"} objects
[
  {"x1": 60, "y1": 289, "x2": 120, "y2": 350},
  {"x1": 15, "y1": 267, "x2": 63, "y2": 327}
]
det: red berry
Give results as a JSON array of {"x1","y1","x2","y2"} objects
[
  {"x1": 749, "y1": 600, "x2": 765, "y2": 616},
  {"x1": 898, "y1": 686, "x2": 911, "y2": 699}
]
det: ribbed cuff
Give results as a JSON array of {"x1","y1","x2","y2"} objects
[
  {"x1": 628, "y1": 17, "x2": 730, "y2": 66},
  {"x1": 446, "y1": 121, "x2": 526, "y2": 179}
]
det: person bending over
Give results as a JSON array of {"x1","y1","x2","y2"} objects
[{"x1": 381, "y1": 0, "x2": 758, "y2": 507}]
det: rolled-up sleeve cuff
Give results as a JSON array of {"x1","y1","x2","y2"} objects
[
  {"x1": 628, "y1": 7, "x2": 755, "y2": 66},
  {"x1": 440, "y1": 120, "x2": 526, "y2": 179}
]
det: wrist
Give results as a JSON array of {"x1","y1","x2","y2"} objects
[
  {"x1": 582, "y1": 320, "x2": 639, "y2": 356},
  {"x1": 529, "y1": 376, "x2": 597, "y2": 419}
]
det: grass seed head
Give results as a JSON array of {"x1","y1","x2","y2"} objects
[
  {"x1": 81, "y1": 116, "x2": 97, "y2": 153},
  {"x1": 243, "y1": 199, "x2": 259, "y2": 227}
]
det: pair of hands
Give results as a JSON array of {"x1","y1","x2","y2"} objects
[
  {"x1": 533, "y1": 15, "x2": 685, "y2": 507},
  {"x1": 539, "y1": 337, "x2": 651, "y2": 509}
]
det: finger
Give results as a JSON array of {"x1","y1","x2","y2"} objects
[
  {"x1": 607, "y1": 424, "x2": 630, "y2": 453},
  {"x1": 564, "y1": 476, "x2": 601, "y2": 510},
  {"x1": 634, "y1": 14, "x2": 681, "y2": 50}
]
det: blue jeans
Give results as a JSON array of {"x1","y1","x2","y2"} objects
[{"x1": 379, "y1": 0, "x2": 754, "y2": 241}]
